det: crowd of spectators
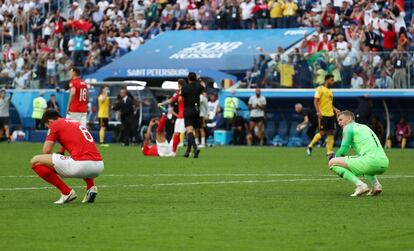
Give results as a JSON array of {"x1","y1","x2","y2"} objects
[
  {"x1": 241, "y1": 0, "x2": 414, "y2": 88},
  {"x1": 0, "y1": 0, "x2": 412, "y2": 90}
]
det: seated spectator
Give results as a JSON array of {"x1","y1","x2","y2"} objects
[
  {"x1": 232, "y1": 115, "x2": 249, "y2": 145},
  {"x1": 351, "y1": 72, "x2": 364, "y2": 88},
  {"x1": 383, "y1": 59, "x2": 395, "y2": 79},
  {"x1": 12, "y1": 72, "x2": 27, "y2": 89},
  {"x1": 115, "y1": 31, "x2": 131, "y2": 56},
  {"x1": 145, "y1": 21, "x2": 162, "y2": 39},
  {"x1": 47, "y1": 94, "x2": 60, "y2": 111},
  {"x1": 375, "y1": 70, "x2": 394, "y2": 88},
  {"x1": 363, "y1": 68, "x2": 376, "y2": 88},
  {"x1": 239, "y1": 71, "x2": 255, "y2": 88}
]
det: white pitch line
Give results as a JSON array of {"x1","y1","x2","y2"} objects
[
  {"x1": 122, "y1": 178, "x2": 340, "y2": 188},
  {"x1": 0, "y1": 173, "x2": 333, "y2": 179},
  {"x1": 0, "y1": 178, "x2": 339, "y2": 191},
  {"x1": 1, "y1": 175, "x2": 414, "y2": 191},
  {"x1": 1, "y1": 173, "x2": 414, "y2": 179}
]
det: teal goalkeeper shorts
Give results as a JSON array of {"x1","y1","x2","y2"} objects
[{"x1": 345, "y1": 154, "x2": 389, "y2": 176}]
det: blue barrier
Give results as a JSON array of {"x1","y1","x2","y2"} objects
[
  {"x1": 214, "y1": 130, "x2": 233, "y2": 145},
  {"x1": 9, "y1": 90, "x2": 69, "y2": 129}
]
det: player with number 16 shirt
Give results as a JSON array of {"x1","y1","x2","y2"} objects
[{"x1": 66, "y1": 67, "x2": 88, "y2": 127}]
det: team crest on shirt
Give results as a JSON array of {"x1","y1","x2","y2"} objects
[{"x1": 59, "y1": 155, "x2": 69, "y2": 160}]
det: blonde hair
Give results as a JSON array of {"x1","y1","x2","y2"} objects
[{"x1": 338, "y1": 110, "x2": 355, "y2": 120}]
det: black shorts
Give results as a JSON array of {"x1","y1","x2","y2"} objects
[
  {"x1": 250, "y1": 117, "x2": 264, "y2": 123},
  {"x1": 0, "y1": 117, "x2": 9, "y2": 127},
  {"x1": 319, "y1": 116, "x2": 335, "y2": 131},
  {"x1": 184, "y1": 109, "x2": 200, "y2": 129},
  {"x1": 98, "y1": 118, "x2": 109, "y2": 128}
]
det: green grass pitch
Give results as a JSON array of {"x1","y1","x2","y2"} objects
[{"x1": 0, "y1": 143, "x2": 414, "y2": 251}]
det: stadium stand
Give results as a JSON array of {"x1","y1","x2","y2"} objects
[{"x1": 0, "y1": 0, "x2": 412, "y2": 90}]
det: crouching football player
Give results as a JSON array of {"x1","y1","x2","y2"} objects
[
  {"x1": 142, "y1": 113, "x2": 180, "y2": 157},
  {"x1": 30, "y1": 110, "x2": 104, "y2": 204},
  {"x1": 328, "y1": 111, "x2": 389, "y2": 197}
]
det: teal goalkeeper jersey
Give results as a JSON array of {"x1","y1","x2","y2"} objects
[{"x1": 336, "y1": 122, "x2": 386, "y2": 157}]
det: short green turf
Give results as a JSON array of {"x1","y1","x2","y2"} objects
[{"x1": 1, "y1": 143, "x2": 413, "y2": 251}]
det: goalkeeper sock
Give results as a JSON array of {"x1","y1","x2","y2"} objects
[
  {"x1": 326, "y1": 135, "x2": 334, "y2": 154},
  {"x1": 364, "y1": 175, "x2": 380, "y2": 187},
  {"x1": 99, "y1": 127, "x2": 105, "y2": 144},
  {"x1": 330, "y1": 165, "x2": 365, "y2": 186},
  {"x1": 32, "y1": 164, "x2": 71, "y2": 195},
  {"x1": 308, "y1": 133, "x2": 322, "y2": 148},
  {"x1": 157, "y1": 114, "x2": 166, "y2": 133},
  {"x1": 83, "y1": 178, "x2": 95, "y2": 190}
]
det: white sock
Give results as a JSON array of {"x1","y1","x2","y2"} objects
[
  {"x1": 356, "y1": 180, "x2": 367, "y2": 187},
  {"x1": 371, "y1": 177, "x2": 381, "y2": 187},
  {"x1": 201, "y1": 137, "x2": 205, "y2": 145},
  {"x1": 195, "y1": 138, "x2": 200, "y2": 145}
]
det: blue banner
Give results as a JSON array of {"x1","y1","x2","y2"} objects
[{"x1": 85, "y1": 29, "x2": 314, "y2": 83}]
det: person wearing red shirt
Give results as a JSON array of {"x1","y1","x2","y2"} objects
[
  {"x1": 142, "y1": 113, "x2": 180, "y2": 157},
  {"x1": 30, "y1": 110, "x2": 104, "y2": 204},
  {"x1": 158, "y1": 79, "x2": 186, "y2": 152},
  {"x1": 318, "y1": 33, "x2": 333, "y2": 52},
  {"x1": 301, "y1": 33, "x2": 319, "y2": 55},
  {"x1": 52, "y1": 12, "x2": 65, "y2": 35},
  {"x1": 380, "y1": 23, "x2": 396, "y2": 52},
  {"x1": 66, "y1": 67, "x2": 88, "y2": 126},
  {"x1": 321, "y1": 3, "x2": 336, "y2": 29}
]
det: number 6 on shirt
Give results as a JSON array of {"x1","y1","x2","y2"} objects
[
  {"x1": 79, "y1": 88, "x2": 87, "y2": 102},
  {"x1": 79, "y1": 125, "x2": 94, "y2": 142}
]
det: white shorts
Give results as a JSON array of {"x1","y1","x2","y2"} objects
[
  {"x1": 174, "y1": 118, "x2": 185, "y2": 133},
  {"x1": 52, "y1": 153, "x2": 104, "y2": 178},
  {"x1": 67, "y1": 112, "x2": 87, "y2": 127},
  {"x1": 156, "y1": 140, "x2": 175, "y2": 157}
]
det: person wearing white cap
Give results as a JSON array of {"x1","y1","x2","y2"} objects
[
  {"x1": 97, "y1": 0, "x2": 109, "y2": 12},
  {"x1": 71, "y1": 2, "x2": 83, "y2": 21}
]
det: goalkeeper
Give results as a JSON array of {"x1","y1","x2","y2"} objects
[{"x1": 328, "y1": 111, "x2": 389, "y2": 197}]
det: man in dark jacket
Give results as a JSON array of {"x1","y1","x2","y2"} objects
[
  {"x1": 113, "y1": 87, "x2": 134, "y2": 146},
  {"x1": 354, "y1": 95, "x2": 372, "y2": 125}
]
